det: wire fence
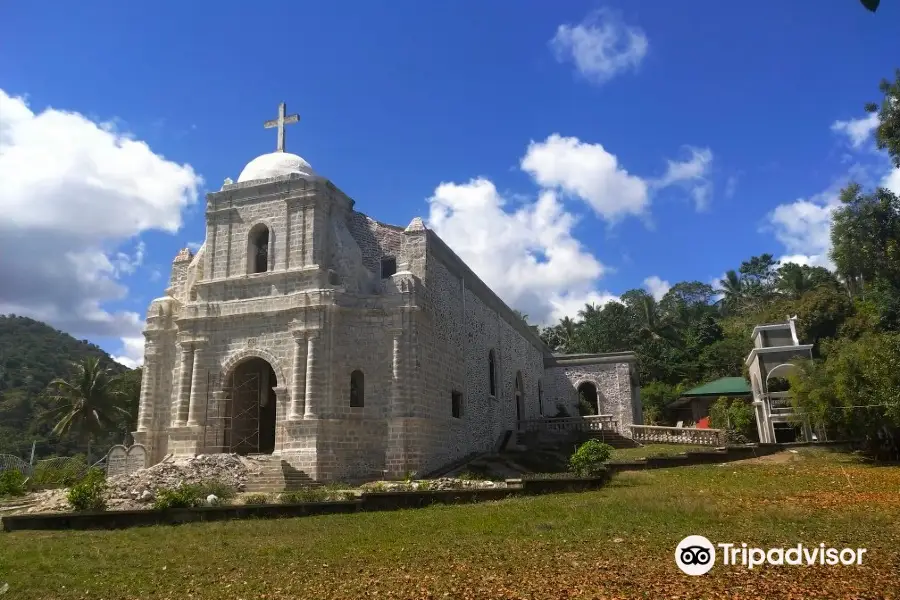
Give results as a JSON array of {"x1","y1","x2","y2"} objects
[{"x1": 0, "y1": 453, "x2": 92, "y2": 488}]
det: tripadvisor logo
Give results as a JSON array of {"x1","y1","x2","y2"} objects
[{"x1": 675, "y1": 536, "x2": 867, "y2": 575}]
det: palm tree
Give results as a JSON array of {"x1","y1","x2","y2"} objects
[
  {"x1": 44, "y1": 357, "x2": 130, "y2": 463},
  {"x1": 716, "y1": 270, "x2": 746, "y2": 315},
  {"x1": 633, "y1": 295, "x2": 680, "y2": 345}
]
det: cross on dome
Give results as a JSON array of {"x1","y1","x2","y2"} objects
[{"x1": 264, "y1": 102, "x2": 300, "y2": 153}]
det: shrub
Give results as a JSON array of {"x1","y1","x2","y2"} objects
[
  {"x1": 243, "y1": 493, "x2": 270, "y2": 505},
  {"x1": 194, "y1": 480, "x2": 236, "y2": 504},
  {"x1": 66, "y1": 468, "x2": 107, "y2": 512},
  {"x1": 568, "y1": 440, "x2": 613, "y2": 477},
  {"x1": 0, "y1": 469, "x2": 27, "y2": 497},
  {"x1": 153, "y1": 483, "x2": 204, "y2": 510},
  {"x1": 279, "y1": 487, "x2": 329, "y2": 504},
  {"x1": 709, "y1": 396, "x2": 756, "y2": 439},
  {"x1": 577, "y1": 397, "x2": 596, "y2": 416},
  {"x1": 367, "y1": 482, "x2": 388, "y2": 493}
]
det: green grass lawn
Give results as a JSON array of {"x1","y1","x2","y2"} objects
[
  {"x1": 609, "y1": 443, "x2": 705, "y2": 461},
  {"x1": 1, "y1": 447, "x2": 898, "y2": 599}
]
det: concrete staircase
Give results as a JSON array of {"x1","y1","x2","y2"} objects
[{"x1": 242, "y1": 456, "x2": 318, "y2": 493}]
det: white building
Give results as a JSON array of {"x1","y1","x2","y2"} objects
[
  {"x1": 132, "y1": 103, "x2": 643, "y2": 481},
  {"x1": 746, "y1": 317, "x2": 814, "y2": 443}
]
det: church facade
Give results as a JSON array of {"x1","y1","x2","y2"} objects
[{"x1": 132, "y1": 104, "x2": 643, "y2": 482}]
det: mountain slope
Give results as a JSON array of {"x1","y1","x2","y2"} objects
[{"x1": 0, "y1": 315, "x2": 140, "y2": 460}]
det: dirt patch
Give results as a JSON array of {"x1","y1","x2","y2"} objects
[{"x1": 731, "y1": 449, "x2": 803, "y2": 465}]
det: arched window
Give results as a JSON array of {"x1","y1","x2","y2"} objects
[
  {"x1": 248, "y1": 224, "x2": 270, "y2": 274},
  {"x1": 537, "y1": 380, "x2": 543, "y2": 416},
  {"x1": 350, "y1": 370, "x2": 365, "y2": 407},
  {"x1": 577, "y1": 381, "x2": 599, "y2": 415},
  {"x1": 488, "y1": 350, "x2": 497, "y2": 397}
]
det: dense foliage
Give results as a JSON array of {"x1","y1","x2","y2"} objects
[{"x1": 0, "y1": 315, "x2": 140, "y2": 460}]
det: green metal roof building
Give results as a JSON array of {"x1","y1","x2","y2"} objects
[{"x1": 667, "y1": 376, "x2": 752, "y2": 424}]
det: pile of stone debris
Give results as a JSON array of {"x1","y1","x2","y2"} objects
[
  {"x1": 20, "y1": 454, "x2": 252, "y2": 514},
  {"x1": 360, "y1": 477, "x2": 507, "y2": 492}
]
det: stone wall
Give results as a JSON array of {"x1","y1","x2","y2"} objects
[
  {"x1": 543, "y1": 356, "x2": 642, "y2": 430},
  {"x1": 417, "y1": 232, "x2": 546, "y2": 474}
]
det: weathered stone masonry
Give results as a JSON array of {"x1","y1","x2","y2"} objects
[{"x1": 132, "y1": 135, "x2": 642, "y2": 482}]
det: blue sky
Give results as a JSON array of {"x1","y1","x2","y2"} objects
[{"x1": 1, "y1": 0, "x2": 898, "y2": 366}]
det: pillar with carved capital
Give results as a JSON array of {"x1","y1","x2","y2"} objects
[
  {"x1": 187, "y1": 341, "x2": 207, "y2": 426},
  {"x1": 304, "y1": 333, "x2": 320, "y2": 419},
  {"x1": 290, "y1": 331, "x2": 307, "y2": 419},
  {"x1": 174, "y1": 343, "x2": 194, "y2": 426},
  {"x1": 136, "y1": 343, "x2": 156, "y2": 432}
]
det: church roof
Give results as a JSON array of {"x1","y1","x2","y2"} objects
[{"x1": 237, "y1": 151, "x2": 317, "y2": 183}]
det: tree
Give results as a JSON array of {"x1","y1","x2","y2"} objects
[
  {"x1": 775, "y1": 262, "x2": 838, "y2": 299},
  {"x1": 738, "y1": 254, "x2": 778, "y2": 306},
  {"x1": 830, "y1": 183, "x2": 900, "y2": 294},
  {"x1": 865, "y1": 69, "x2": 899, "y2": 164},
  {"x1": 716, "y1": 270, "x2": 747, "y2": 315},
  {"x1": 43, "y1": 357, "x2": 130, "y2": 463}
]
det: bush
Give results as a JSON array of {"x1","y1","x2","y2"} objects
[
  {"x1": 279, "y1": 487, "x2": 329, "y2": 504},
  {"x1": 243, "y1": 493, "x2": 270, "y2": 505},
  {"x1": 0, "y1": 469, "x2": 27, "y2": 497},
  {"x1": 66, "y1": 468, "x2": 107, "y2": 512},
  {"x1": 709, "y1": 396, "x2": 756, "y2": 439},
  {"x1": 568, "y1": 440, "x2": 613, "y2": 477},
  {"x1": 577, "y1": 397, "x2": 596, "y2": 416},
  {"x1": 194, "y1": 480, "x2": 236, "y2": 504},
  {"x1": 153, "y1": 483, "x2": 204, "y2": 510}
]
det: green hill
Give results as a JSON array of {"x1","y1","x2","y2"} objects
[{"x1": 0, "y1": 315, "x2": 141, "y2": 461}]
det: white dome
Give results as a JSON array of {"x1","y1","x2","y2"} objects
[{"x1": 237, "y1": 152, "x2": 316, "y2": 183}]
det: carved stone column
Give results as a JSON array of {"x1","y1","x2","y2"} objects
[
  {"x1": 290, "y1": 330, "x2": 307, "y2": 420},
  {"x1": 187, "y1": 341, "x2": 207, "y2": 427},
  {"x1": 136, "y1": 342, "x2": 156, "y2": 432},
  {"x1": 174, "y1": 342, "x2": 194, "y2": 426},
  {"x1": 304, "y1": 332, "x2": 320, "y2": 419}
]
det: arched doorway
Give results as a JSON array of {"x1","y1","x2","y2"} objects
[
  {"x1": 577, "y1": 381, "x2": 599, "y2": 415},
  {"x1": 225, "y1": 357, "x2": 278, "y2": 454},
  {"x1": 514, "y1": 371, "x2": 524, "y2": 424}
]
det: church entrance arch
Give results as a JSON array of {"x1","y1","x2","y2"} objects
[{"x1": 221, "y1": 357, "x2": 278, "y2": 455}]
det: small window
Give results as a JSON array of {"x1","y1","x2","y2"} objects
[
  {"x1": 350, "y1": 370, "x2": 365, "y2": 407},
  {"x1": 488, "y1": 350, "x2": 496, "y2": 397},
  {"x1": 538, "y1": 380, "x2": 543, "y2": 416},
  {"x1": 451, "y1": 390, "x2": 463, "y2": 419},
  {"x1": 381, "y1": 256, "x2": 397, "y2": 278}
]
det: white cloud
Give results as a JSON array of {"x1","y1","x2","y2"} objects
[
  {"x1": 654, "y1": 146, "x2": 714, "y2": 211},
  {"x1": 520, "y1": 134, "x2": 649, "y2": 221},
  {"x1": 766, "y1": 187, "x2": 840, "y2": 270},
  {"x1": 831, "y1": 113, "x2": 880, "y2": 149},
  {"x1": 550, "y1": 9, "x2": 648, "y2": 86},
  {"x1": 643, "y1": 276, "x2": 671, "y2": 300},
  {"x1": 426, "y1": 178, "x2": 616, "y2": 326},
  {"x1": 111, "y1": 335, "x2": 146, "y2": 369},
  {"x1": 0, "y1": 89, "x2": 202, "y2": 366}
]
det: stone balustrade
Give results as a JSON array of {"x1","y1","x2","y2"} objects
[
  {"x1": 629, "y1": 425, "x2": 725, "y2": 446},
  {"x1": 518, "y1": 415, "x2": 619, "y2": 434}
]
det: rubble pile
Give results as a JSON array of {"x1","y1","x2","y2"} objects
[
  {"x1": 360, "y1": 477, "x2": 507, "y2": 492},
  {"x1": 105, "y1": 453, "x2": 251, "y2": 502}
]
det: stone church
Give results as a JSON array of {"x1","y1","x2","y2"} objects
[{"x1": 133, "y1": 103, "x2": 643, "y2": 481}]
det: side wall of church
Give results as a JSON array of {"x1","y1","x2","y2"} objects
[{"x1": 416, "y1": 235, "x2": 545, "y2": 474}]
